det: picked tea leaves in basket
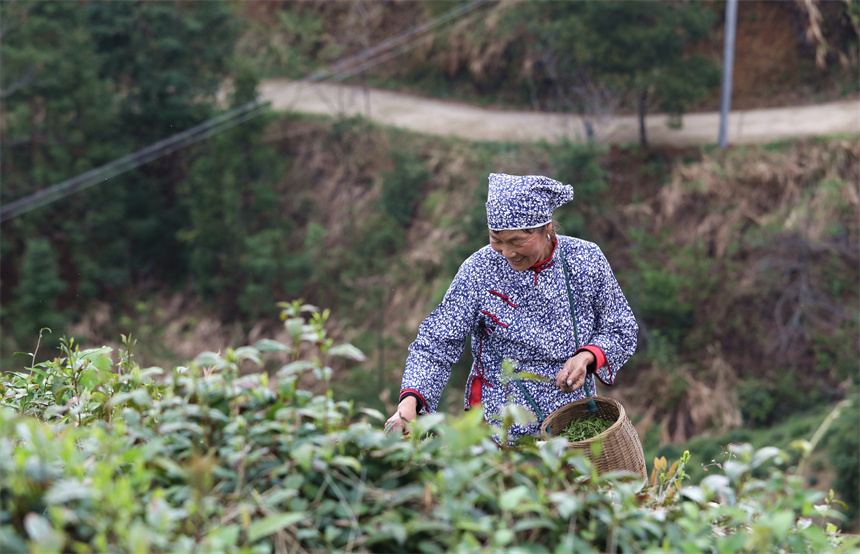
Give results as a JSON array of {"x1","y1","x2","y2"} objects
[
  {"x1": 559, "y1": 412, "x2": 613, "y2": 442},
  {"x1": 557, "y1": 376, "x2": 611, "y2": 442}
]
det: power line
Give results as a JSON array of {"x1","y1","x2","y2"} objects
[
  {"x1": 308, "y1": 0, "x2": 492, "y2": 82},
  {"x1": 272, "y1": 0, "x2": 497, "y2": 118},
  {"x1": 0, "y1": 99, "x2": 270, "y2": 222},
  {"x1": 0, "y1": 1, "x2": 493, "y2": 222},
  {"x1": 332, "y1": 2, "x2": 494, "y2": 82}
]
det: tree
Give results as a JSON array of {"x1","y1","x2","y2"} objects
[
  {"x1": 6, "y1": 238, "x2": 67, "y2": 344},
  {"x1": 76, "y1": 1, "x2": 241, "y2": 287},
  {"x1": 0, "y1": 2, "x2": 121, "y2": 201},
  {"x1": 179, "y1": 66, "x2": 301, "y2": 318},
  {"x1": 1, "y1": 0, "x2": 257, "y2": 342},
  {"x1": 519, "y1": 1, "x2": 719, "y2": 147},
  {"x1": 86, "y1": 1, "x2": 238, "y2": 144},
  {"x1": 0, "y1": 1, "x2": 125, "y2": 321},
  {"x1": 574, "y1": 1, "x2": 719, "y2": 147}
]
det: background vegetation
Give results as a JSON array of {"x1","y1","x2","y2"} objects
[{"x1": 2, "y1": 0, "x2": 858, "y2": 542}]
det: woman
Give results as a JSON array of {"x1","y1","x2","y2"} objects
[{"x1": 385, "y1": 173, "x2": 638, "y2": 443}]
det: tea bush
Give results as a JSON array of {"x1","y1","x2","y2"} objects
[{"x1": 1, "y1": 306, "x2": 857, "y2": 553}]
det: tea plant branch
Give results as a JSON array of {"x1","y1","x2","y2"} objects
[
  {"x1": 249, "y1": 489, "x2": 305, "y2": 554},
  {"x1": 28, "y1": 327, "x2": 51, "y2": 373},
  {"x1": 119, "y1": 333, "x2": 136, "y2": 377},
  {"x1": 793, "y1": 397, "x2": 852, "y2": 477},
  {"x1": 335, "y1": 464, "x2": 370, "y2": 534},
  {"x1": 311, "y1": 474, "x2": 332, "y2": 508},
  {"x1": 702, "y1": 443, "x2": 737, "y2": 473},
  {"x1": 234, "y1": 443, "x2": 252, "y2": 499},
  {"x1": 324, "y1": 473, "x2": 361, "y2": 552},
  {"x1": 475, "y1": 463, "x2": 506, "y2": 486},
  {"x1": 650, "y1": 451, "x2": 691, "y2": 504}
]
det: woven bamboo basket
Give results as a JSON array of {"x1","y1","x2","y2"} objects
[{"x1": 540, "y1": 397, "x2": 647, "y2": 478}]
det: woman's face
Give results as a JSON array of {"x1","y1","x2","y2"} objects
[{"x1": 489, "y1": 226, "x2": 553, "y2": 271}]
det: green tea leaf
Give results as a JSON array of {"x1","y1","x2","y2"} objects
[
  {"x1": 560, "y1": 416, "x2": 613, "y2": 443},
  {"x1": 23, "y1": 513, "x2": 62, "y2": 550},
  {"x1": 247, "y1": 512, "x2": 305, "y2": 542},
  {"x1": 233, "y1": 346, "x2": 262, "y2": 366},
  {"x1": 494, "y1": 528, "x2": 514, "y2": 545},
  {"x1": 195, "y1": 351, "x2": 224, "y2": 368},
  {"x1": 500, "y1": 486, "x2": 530, "y2": 511},
  {"x1": 254, "y1": 339, "x2": 290, "y2": 353},
  {"x1": 515, "y1": 371, "x2": 551, "y2": 382},
  {"x1": 331, "y1": 455, "x2": 361, "y2": 472},
  {"x1": 278, "y1": 361, "x2": 316, "y2": 377},
  {"x1": 80, "y1": 346, "x2": 114, "y2": 371},
  {"x1": 328, "y1": 343, "x2": 366, "y2": 362},
  {"x1": 285, "y1": 317, "x2": 305, "y2": 338},
  {"x1": 45, "y1": 478, "x2": 93, "y2": 503},
  {"x1": 507, "y1": 405, "x2": 536, "y2": 426},
  {"x1": 137, "y1": 367, "x2": 164, "y2": 381}
]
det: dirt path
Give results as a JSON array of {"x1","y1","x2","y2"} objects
[{"x1": 260, "y1": 78, "x2": 860, "y2": 146}]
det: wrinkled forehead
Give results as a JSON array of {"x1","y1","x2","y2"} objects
[{"x1": 489, "y1": 227, "x2": 539, "y2": 240}]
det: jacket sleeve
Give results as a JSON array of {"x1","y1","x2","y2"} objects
[
  {"x1": 400, "y1": 255, "x2": 482, "y2": 413},
  {"x1": 583, "y1": 245, "x2": 639, "y2": 386}
]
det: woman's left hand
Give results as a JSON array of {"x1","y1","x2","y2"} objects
[{"x1": 556, "y1": 351, "x2": 595, "y2": 393}]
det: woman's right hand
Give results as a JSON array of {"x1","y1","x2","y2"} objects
[
  {"x1": 556, "y1": 350, "x2": 595, "y2": 393},
  {"x1": 384, "y1": 396, "x2": 418, "y2": 436}
]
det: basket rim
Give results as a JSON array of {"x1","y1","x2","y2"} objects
[{"x1": 540, "y1": 396, "x2": 627, "y2": 445}]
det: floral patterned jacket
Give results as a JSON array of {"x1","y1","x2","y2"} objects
[{"x1": 399, "y1": 235, "x2": 638, "y2": 442}]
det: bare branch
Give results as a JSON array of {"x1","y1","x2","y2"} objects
[{"x1": 1, "y1": 67, "x2": 37, "y2": 99}]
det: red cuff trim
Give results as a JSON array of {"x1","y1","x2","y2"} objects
[
  {"x1": 577, "y1": 345, "x2": 606, "y2": 371},
  {"x1": 399, "y1": 388, "x2": 426, "y2": 411}
]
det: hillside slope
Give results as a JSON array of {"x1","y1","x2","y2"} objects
[{"x1": 62, "y1": 113, "x2": 857, "y2": 449}]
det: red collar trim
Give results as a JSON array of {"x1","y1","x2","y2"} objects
[{"x1": 529, "y1": 239, "x2": 557, "y2": 273}]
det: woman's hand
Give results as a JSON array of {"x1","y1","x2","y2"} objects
[
  {"x1": 384, "y1": 396, "x2": 418, "y2": 435},
  {"x1": 556, "y1": 351, "x2": 595, "y2": 393}
]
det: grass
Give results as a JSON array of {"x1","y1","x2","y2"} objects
[{"x1": 644, "y1": 402, "x2": 841, "y2": 486}]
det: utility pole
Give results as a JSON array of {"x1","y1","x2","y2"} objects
[{"x1": 719, "y1": 0, "x2": 738, "y2": 148}]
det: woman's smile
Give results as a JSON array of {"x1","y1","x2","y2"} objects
[{"x1": 490, "y1": 226, "x2": 553, "y2": 271}]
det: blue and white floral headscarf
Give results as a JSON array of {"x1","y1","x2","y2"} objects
[{"x1": 485, "y1": 173, "x2": 574, "y2": 231}]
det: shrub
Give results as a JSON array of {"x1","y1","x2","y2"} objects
[
  {"x1": 379, "y1": 149, "x2": 431, "y2": 228},
  {"x1": 1, "y1": 306, "x2": 857, "y2": 552},
  {"x1": 824, "y1": 393, "x2": 860, "y2": 525}
]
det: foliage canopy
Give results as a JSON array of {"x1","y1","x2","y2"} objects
[{"x1": 1, "y1": 308, "x2": 857, "y2": 552}]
